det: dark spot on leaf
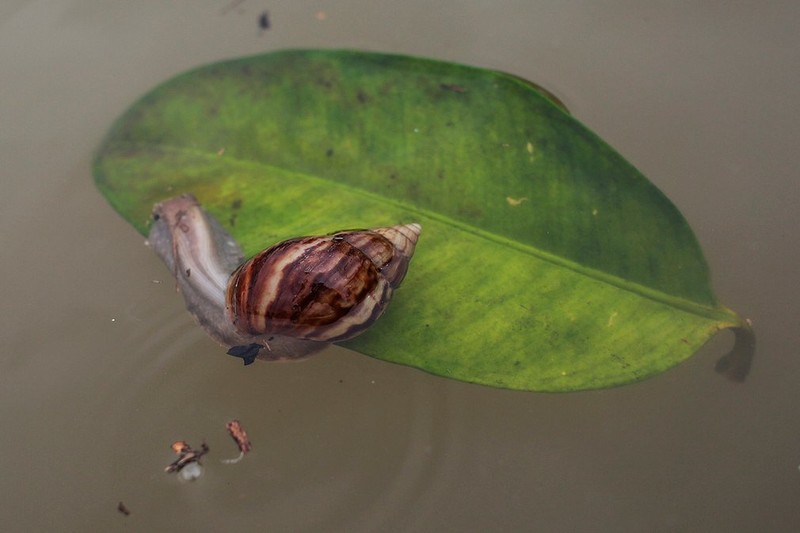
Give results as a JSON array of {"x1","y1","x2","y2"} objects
[
  {"x1": 231, "y1": 199, "x2": 242, "y2": 210},
  {"x1": 440, "y1": 83, "x2": 467, "y2": 93},
  {"x1": 611, "y1": 353, "x2": 630, "y2": 369},
  {"x1": 356, "y1": 90, "x2": 369, "y2": 103},
  {"x1": 445, "y1": 120, "x2": 455, "y2": 127},
  {"x1": 457, "y1": 203, "x2": 483, "y2": 219},
  {"x1": 326, "y1": 148, "x2": 334, "y2": 157}
]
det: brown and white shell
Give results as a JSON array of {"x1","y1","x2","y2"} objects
[{"x1": 226, "y1": 224, "x2": 421, "y2": 342}]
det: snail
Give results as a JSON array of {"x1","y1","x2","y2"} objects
[{"x1": 146, "y1": 194, "x2": 421, "y2": 363}]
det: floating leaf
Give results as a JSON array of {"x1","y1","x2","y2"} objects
[{"x1": 93, "y1": 49, "x2": 746, "y2": 391}]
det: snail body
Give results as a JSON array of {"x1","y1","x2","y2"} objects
[{"x1": 147, "y1": 194, "x2": 421, "y2": 361}]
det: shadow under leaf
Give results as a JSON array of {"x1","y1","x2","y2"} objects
[{"x1": 715, "y1": 323, "x2": 756, "y2": 382}]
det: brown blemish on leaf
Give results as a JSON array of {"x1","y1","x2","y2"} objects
[
  {"x1": 506, "y1": 196, "x2": 528, "y2": 207},
  {"x1": 229, "y1": 199, "x2": 241, "y2": 227},
  {"x1": 440, "y1": 83, "x2": 467, "y2": 93}
]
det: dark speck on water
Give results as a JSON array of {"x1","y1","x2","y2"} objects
[{"x1": 258, "y1": 11, "x2": 270, "y2": 31}]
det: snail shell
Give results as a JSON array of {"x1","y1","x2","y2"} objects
[
  {"x1": 228, "y1": 224, "x2": 420, "y2": 342},
  {"x1": 146, "y1": 194, "x2": 421, "y2": 361}
]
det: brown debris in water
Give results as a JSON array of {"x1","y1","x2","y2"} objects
[
  {"x1": 117, "y1": 501, "x2": 131, "y2": 516},
  {"x1": 165, "y1": 440, "x2": 209, "y2": 473},
  {"x1": 222, "y1": 419, "x2": 252, "y2": 464}
]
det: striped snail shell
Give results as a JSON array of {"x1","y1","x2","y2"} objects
[
  {"x1": 227, "y1": 224, "x2": 420, "y2": 342},
  {"x1": 146, "y1": 194, "x2": 421, "y2": 362}
]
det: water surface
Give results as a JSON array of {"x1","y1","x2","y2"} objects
[{"x1": 1, "y1": 1, "x2": 799, "y2": 531}]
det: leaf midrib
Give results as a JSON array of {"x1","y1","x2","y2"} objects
[{"x1": 107, "y1": 141, "x2": 741, "y2": 326}]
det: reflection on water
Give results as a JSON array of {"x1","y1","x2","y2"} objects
[
  {"x1": 93, "y1": 296, "x2": 461, "y2": 531},
  {"x1": 3, "y1": 1, "x2": 799, "y2": 530},
  {"x1": 714, "y1": 325, "x2": 756, "y2": 382}
]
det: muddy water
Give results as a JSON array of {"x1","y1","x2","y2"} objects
[{"x1": 1, "y1": 1, "x2": 799, "y2": 531}]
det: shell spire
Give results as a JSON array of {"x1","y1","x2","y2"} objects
[
  {"x1": 226, "y1": 223, "x2": 422, "y2": 344},
  {"x1": 367, "y1": 223, "x2": 421, "y2": 287}
]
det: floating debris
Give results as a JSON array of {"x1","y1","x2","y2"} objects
[
  {"x1": 258, "y1": 11, "x2": 270, "y2": 31},
  {"x1": 165, "y1": 440, "x2": 209, "y2": 476},
  {"x1": 222, "y1": 419, "x2": 252, "y2": 464},
  {"x1": 117, "y1": 501, "x2": 131, "y2": 516}
]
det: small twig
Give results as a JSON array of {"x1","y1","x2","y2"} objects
[{"x1": 165, "y1": 441, "x2": 209, "y2": 473}]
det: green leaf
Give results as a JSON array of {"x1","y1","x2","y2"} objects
[{"x1": 93, "y1": 49, "x2": 746, "y2": 391}]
